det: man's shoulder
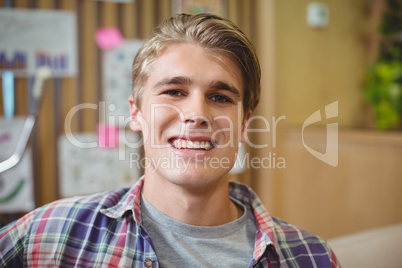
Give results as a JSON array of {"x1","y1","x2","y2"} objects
[
  {"x1": 270, "y1": 217, "x2": 339, "y2": 267},
  {"x1": 32, "y1": 187, "x2": 131, "y2": 221},
  {"x1": 271, "y1": 217, "x2": 327, "y2": 243},
  {"x1": 0, "y1": 186, "x2": 144, "y2": 267},
  {"x1": 0, "y1": 187, "x2": 134, "y2": 253}
]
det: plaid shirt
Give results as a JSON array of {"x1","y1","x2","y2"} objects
[{"x1": 0, "y1": 177, "x2": 340, "y2": 267}]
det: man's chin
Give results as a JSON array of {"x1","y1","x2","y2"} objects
[{"x1": 150, "y1": 168, "x2": 228, "y2": 188}]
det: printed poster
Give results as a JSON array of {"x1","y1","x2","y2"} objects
[
  {"x1": 172, "y1": 0, "x2": 227, "y2": 16},
  {"x1": 102, "y1": 40, "x2": 144, "y2": 126},
  {"x1": 58, "y1": 132, "x2": 142, "y2": 197},
  {"x1": 0, "y1": 9, "x2": 78, "y2": 77},
  {"x1": 0, "y1": 117, "x2": 35, "y2": 213}
]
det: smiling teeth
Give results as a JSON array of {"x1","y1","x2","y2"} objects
[{"x1": 172, "y1": 139, "x2": 212, "y2": 150}]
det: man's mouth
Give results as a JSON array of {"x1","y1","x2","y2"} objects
[{"x1": 169, "y1": 138, "x2": 215, "y2": 151}]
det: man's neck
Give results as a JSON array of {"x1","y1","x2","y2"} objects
[{"x1": 142, "y1": 172, "x2": 241, "y2": 226}]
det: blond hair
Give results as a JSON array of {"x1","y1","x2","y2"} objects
[{"x1": 131, "y1": 13, "x2": 261, "y2": 114}]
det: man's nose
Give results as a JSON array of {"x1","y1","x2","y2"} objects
[
  {"x1": 182, "y1": 94, "x2": 212, "y2": 128},
  {"x1": 184, "y1": 116, "x2": 209, "y2": 127}
]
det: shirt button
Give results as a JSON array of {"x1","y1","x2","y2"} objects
[{"x1": 144, "y1": 258, "x2": 153, "y2": 267}]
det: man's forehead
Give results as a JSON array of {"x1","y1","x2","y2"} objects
[{"x1": 147, "y1": 43, "x2": 244, "y2": 93}]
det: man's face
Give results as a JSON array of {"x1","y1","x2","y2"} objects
[{"x1": 129, "y1": 43, "x2": 249, "y2": 188}]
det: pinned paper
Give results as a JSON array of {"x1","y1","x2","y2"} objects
[
  {"x1": 58, "y1": 132, "x2": 142, "y2": 197},
  {"x1": 172, "y1": 0, "x2": 227, "y2": 17},
  {"x1": 98, "y1": 122, "x2": 119, "y2": 148},
  {"x1": 0, "y1": 117, "x2": 35, "y2": 213},
  {"x1": 95, "y1": 27, "x2": 124, "y2": 50},
  {"x1": 0, "y1": 9, "x2": 78, "y2": 77},
  {"x1": 91, "y1": 0, "x2": 133, "y2": 2},
  {"x1": 102, "y1": 40, "x2": 144, "y2": 126}
]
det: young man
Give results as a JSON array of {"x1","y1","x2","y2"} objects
[{"x1": 0, "y1": 14, "x2": 339, "y2": 267}]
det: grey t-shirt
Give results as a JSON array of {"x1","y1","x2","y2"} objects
[{"x1": 141, "y1": 194, "x2": 257, "y2": 268}]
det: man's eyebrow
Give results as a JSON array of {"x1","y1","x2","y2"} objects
[
  {"x1": 153, "y1": 76, "x2": 241, "y2": 98},
  {"x1": 209, "y1": 81, "x2": 241, "y2": 98},
  {"x1": 153, "y1": 76, "x2": 194, "y2": 89}
]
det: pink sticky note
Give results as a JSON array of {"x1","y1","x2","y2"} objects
[
  {"x1": 98, "y1": 122, "x2": 120, "y2": 148},
  {"x1": 95, "y1": 27, "x2": 124, "y2": 50}
]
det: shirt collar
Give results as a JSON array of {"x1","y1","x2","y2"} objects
[
  {"x1": 100, "y1": 175, "x2": 145, "y2": 224},
  {"x1": 228, "y1": 181, "x2": 280, "y2": 261},
  {"x1": 101, "y1": 176, "x2": 280, "y2": 260}
]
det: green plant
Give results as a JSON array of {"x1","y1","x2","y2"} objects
[
  {"x1": 364, "y1": 61, "x2": 402, "y2": 129},
  {"x1": 364, "y1": 0, "x2": 402, "y2": 129}
]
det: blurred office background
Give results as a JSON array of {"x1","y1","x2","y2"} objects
[{"x1": 0, "y1": 0, "x2": 401, "y2": 266}]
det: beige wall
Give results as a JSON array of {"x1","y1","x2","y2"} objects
[
  {"x1": 252, "y1": 0, "x2": 402, "y2": 239},
  {"x1": 275, "y1": 127, "x2": 402, "y2": 238},
  {"x1": 275, "y1": 0, "x2": 367, "y2": 127}
]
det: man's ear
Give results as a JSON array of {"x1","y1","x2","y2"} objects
[
  {"x1": 128, "y1": 95, "x2": 142, "y2": 131},
  {"x1": 240, "y1": 110, "x2": 252, "y2": 143}
]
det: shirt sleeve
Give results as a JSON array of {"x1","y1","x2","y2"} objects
[
  {"x1": 330, "y1": 247, "x2": 341, "y2": 268},
  {"x1": 0, "y1": 211, "x2": 36, "y2": 267}
]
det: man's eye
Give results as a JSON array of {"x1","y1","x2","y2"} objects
[
  {"x1": 163, "y1": 90, "x2": 183, "y2": 96},
  {"x1": 211, "y1": 94, "x2": 232, "y2": 103}
]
